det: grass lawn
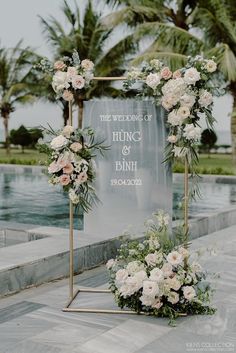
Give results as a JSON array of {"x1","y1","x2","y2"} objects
[
  {"x1": 0, "y1": 148, "x2": 47, "y2": 166},
  {"x1": 173, "y1": 153, "x2": 236, "y2": 175},
  {"x1": 0, "y1": 149, "x2": 235, "y2": 175}
]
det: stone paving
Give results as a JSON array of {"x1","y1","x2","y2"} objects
[{"x1": 0, "y1": 225, "x2": 235, "y2": 353}]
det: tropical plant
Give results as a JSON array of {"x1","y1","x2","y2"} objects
[
  {"x1": 0, "y1": 41, "x2": 39, "y2": 153},
  {"x1": 200, "y1": 129, "x2": 217, "y2": 155},
  {"x1": 104, "y1": 0, "x2": 236, "y2": 162},
  {"x1": 10, "y1": 125, "x2": 32, "y2": 152},
  {"x1": 39, "y1": 0, "x2": 137, "y2": 127}
]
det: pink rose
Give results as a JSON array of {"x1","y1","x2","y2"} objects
[
  {"x1": 63, "y1": 163, "x2": 74, "y2": 174},
  {"x1": 152, "y1": 298, "x2": 163, "y2": 309},
  {"x1": 48, "y1": 161, "x2": 61, "y2": 174},
  {"x1": 173, "y1": 70, "x2": 182, "y2": 79},
  {"x1": 72, "y1": 75, "x2": 85, "y2": 89},
  {"x1": 75, "y1": 172, "x2": 88, "y2": 184},
  {"x1": 70, "y1": 142, "x2": 82, "y2": 152},
  {"x1": 161, "y1": 67, "x2": 172, "y2": 80},
  {"x1": 62, "y1": 90, "x2": 73, "y2": 101},
  {"x1": 54, "y1": 60, "x2": 66, "y2": 71},
  {"x1": 60, "y1": 174, "x2": 71, "y2": 186}
]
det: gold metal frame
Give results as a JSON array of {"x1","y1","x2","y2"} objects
[{"x1": 63, "y1": 77, "x2": 189, "y2": 315}]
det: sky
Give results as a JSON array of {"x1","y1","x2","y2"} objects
[{"x1": 0, "y1": 0, "x2": 233, "y2": 142}]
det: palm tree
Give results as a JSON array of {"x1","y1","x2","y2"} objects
[
  {"x1": 39, "y1": 0, "x2": 137, "y2": 127},
  {"x1": 104, "y1": 0, "x2": 236, "y2": 163},
  {"x1": 0, "y1": 41, "x2": 39, "y2": 153}
]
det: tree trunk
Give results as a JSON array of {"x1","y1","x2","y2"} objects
[
  {"x1": 230, "y1": 87, "x2": 236, "y2": 165},
  {"x1": 2, "y1": 113, "x2": 10, "y2": 155},
  {"x1": 78, "y1": 99, "x2": 84, "y2": 129}
]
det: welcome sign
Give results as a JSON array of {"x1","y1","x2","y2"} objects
[{"x1": 83, "y1": 99, "x2": 172, "y2": 237}]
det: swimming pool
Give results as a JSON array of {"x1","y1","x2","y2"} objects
[{"x1": 0, "y1": 172, "x2": 236, "y2": 229}]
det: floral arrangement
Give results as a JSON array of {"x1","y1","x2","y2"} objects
[
  {"x1": 37, "y1": 50, "x2": 94, "y2": 100},
  {"x1": 124, "y1": 56, "x2": 222, "y2": 168},
  {"x1": 39, "y1": 125, "x2": 108, "y2": 212},
  {"x1": 107, "y1": 210, "x2": 216, "y2": 325}
]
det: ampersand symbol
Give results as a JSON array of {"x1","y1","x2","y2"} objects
[{"x1": 122, "y1": 145, "x2": 131, "y2": 156}]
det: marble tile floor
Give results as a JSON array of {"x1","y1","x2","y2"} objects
[{"x1": 0, "y1": 225, "x2": 236, "y2": 353}]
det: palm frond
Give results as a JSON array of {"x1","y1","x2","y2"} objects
[
  {"x1": 207, "y1": 43, "x2": 236, "y2": 82},
  {"x1": 134, "y1": 22, "x2": 203, "y2": 55},
  {"x1": 131, "y1": 51, "x2": 188, "y2": 70}
]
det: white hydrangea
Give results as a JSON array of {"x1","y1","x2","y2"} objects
[
  {"x1": 183, "y1": 124, "x2": 201, "y2": 141},
  {"x1": 167, "y1": 110, "x2": 185, "y2": 126},
  {"x1": 162, "y1": 78, "x2": 187, "y2": 97},
  {"x1": 126, "y1": 261, "x2": 144, "y2": 275},
  {"x1": 173, "y1": 146, "x2": 189, "y2": 158},
  {"x1": 180, "y1": 93, "x2": 196, "y2": 108},
  {"x1": 184, "y1": 68, "x2": 201, "y2": 85}
]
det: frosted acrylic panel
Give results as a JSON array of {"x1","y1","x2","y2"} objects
[{"x1": 83, "y1": 99, "x2": 172, "y2": 237}]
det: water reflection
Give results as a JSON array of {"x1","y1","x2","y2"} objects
[{"x1": 0, "y1": 173, "x2": 235, "y2": 229}]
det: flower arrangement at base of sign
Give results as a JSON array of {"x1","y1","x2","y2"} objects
[
  {"x1": 39, "y1": 125, "x2": 108, "y2": 212},
  {"x1": 106, "y1": 210, "x2": 216, "y2": 325}
]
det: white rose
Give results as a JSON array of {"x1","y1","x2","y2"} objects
[
  {"x1": 52, "y1": 71, "x2": 70, "y2": 92},
  {"x1": 140, "y1": 295, "x2": 156, "y2": 307},
  {"x1": 142, "y1": 280, "x2": 159, "y2": 298},
  {"x1": 180, "y1": 94, "x2": 196, "y2": 108},
  {"x1": 115, "y1": 269, "x2": 128, "y2": 285},
  {"x1": 167, "y1": 251, "x2": 183, "y2": 266},
  {"x1": 167, "y1": 135, "x2": 178, "y2": 143},
  {"x1": 126, "y1": 261, "x2": 144, "y2": 275},
  {"x1": 178, "y1": 247, "x2": 189, "y2": 259},
  {"x1": 62, "y1": 125, "x2": 75, "y2": 138},
  {"x1": 81, "y1": 59, "x2": 94, "y2": 71},
  {"x1": 183, "y1": 285, "x2": 196, "y2": 300},
  {"x1": 167, "y1": 291, "x2": 179, "y2": 304},
  {"x1": 183, "y1": 124, "x2": 201, "y2": 141},
  {"x1": 173, "y1": 146, "x2": 189, "y2": 158},
  {"x1": 167, "y1": 277, "x2": 181, "y2": 291},
  {"x1": 161, "y1": 94, "x2": 177, "y2": 110},
  {"x1": 184, "y1": 68, "x2": 201, "y2": 85},
  {"x1": 67, "y1": 66, "x2": 78, "y2": 80},
  {"x1": 198, "y1": 90, "x2": 213, "y2": 107},
  {"x1": 149, "y1": 268, "x2": 164, "y2": 282},
  {"x1": 205, "y1": 60, "x2": 217, "y2": 73},
  {"x1": 146, "y1": 73, "x2": 161, "y2": 89},
  {"x1": 151, "y1": 298, "x2": 163, "y2": 309},
  {"x1": 72, "y1": 75, "x2": 85, "y2": 89},
  {"x1": 106, "y1": 259, "x2": 116, "y2": 270},
  {"x1": 134, "y1": 270, "x2": 147, "y2": 284},
  {"x1": 145, "y1": 252, "x2": 163, "y2": 267},
  {"x1": 119, "y1": 276, "x2": 142, "y2": 297},
  {"x1": 50, "y1": 135, "x2": 68, "y2": 150},
  {"x1": 177, "y1": 106, "x2": 191, "y2": 119},
  {"x1": 161, "y1": 263, "x2": 173, "y2": 277}
]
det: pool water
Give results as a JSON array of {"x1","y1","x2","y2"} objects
[{"x1": 0, "y1": 173, "x2": 236, "y2": 229}]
